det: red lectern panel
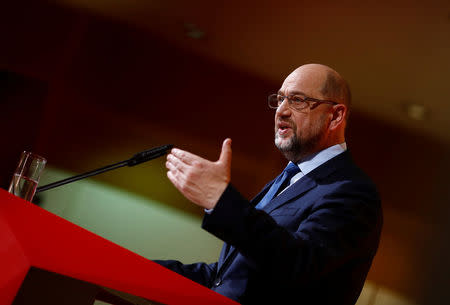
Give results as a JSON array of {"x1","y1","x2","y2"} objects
[{"x1": 0, "y1": 189, "x2": 237, "y2": 305}]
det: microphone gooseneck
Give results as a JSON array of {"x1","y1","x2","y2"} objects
[{"x1": 36, "y1": 144, "x2": 173, "y2": 193}]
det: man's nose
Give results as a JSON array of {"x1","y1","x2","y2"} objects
[{"x1": 276, "y1": 98, "x2": 291, "y2": 116}]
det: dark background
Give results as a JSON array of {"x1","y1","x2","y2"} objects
[{"x1": 1, "y1": 1, "x2": 449, "y2": 304}]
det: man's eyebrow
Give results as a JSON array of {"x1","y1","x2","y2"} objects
[{"x1": 277, "y1": 90, "x2": 307, "y2": 96}]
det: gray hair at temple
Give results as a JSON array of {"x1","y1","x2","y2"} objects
[{"x1": 320, "y1": 68, "x2": 352, "y2": 120}]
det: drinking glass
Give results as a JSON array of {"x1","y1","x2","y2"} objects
[{"x1": 8, "y1": 151, "x2": 47, "y2": 202}]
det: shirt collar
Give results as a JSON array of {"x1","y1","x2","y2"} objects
[{"x1": 295, "y1": 142, "x2": 347, "y2": 175}]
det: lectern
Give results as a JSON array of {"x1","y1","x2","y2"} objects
[{"x1": 0, "y1": 189, "x2": 238, "y2": 305}]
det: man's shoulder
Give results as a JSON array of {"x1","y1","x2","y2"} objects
[{"x1": 313, "y1": 150, "x2": 379, "y2": 197}]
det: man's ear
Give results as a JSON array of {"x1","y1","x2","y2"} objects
[{"x1": 329, "y1": 104, "x2": 347, "y2": 130}]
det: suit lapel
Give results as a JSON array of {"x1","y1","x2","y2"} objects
[
  {"x1": 249, "y1": 179, "x2": 275, "y2": 207},
  {"x1": 218, "y1": 151, "x2": 353, "y2": 272},
  {"x1": 220, "y1": 175, "x2": 316, "y2": 266},
  {"x1": 262, "y1": 174, "x2": 317, "y2": 213},
  {"x1": 262, "y1": 150, "x2": 352, "y2": 214}
]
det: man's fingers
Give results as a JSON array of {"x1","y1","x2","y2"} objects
[
  {"x1": 166, "y1": 154, "x2": 187, "y2": 174},
  {"x1": 167, "y1": 167, "x2": 193, "y2": 200},
  {"x1": 167, "y1": 170, "x2": 181, "y2": 190},
  {"x1": 171, "y1": 148, "x2": 203, "y2": 165},
  {"x1": 218, "y1": 138, "x2": 232, "y2": 167},
  {"x1": 167, "y1": 167, "x2": 186, "y2": 188},
  {"x1": 166, "y1": 159, "x2": 181, "y2": 175}
]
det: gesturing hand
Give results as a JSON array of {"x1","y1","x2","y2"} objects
[{"x1": 166, "y1": 138, "x2": 232, "y2": 210}]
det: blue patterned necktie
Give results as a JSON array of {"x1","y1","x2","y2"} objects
[{"x1": 255, "y1": 162, "x2": 301, "y2": 209}]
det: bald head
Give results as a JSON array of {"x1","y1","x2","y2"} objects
[{"x1": 290, "y1": 63, "x2": 351, "y2": 110}]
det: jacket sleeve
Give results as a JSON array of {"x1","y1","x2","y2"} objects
[
  {"x1": 202, "y1": 182, "x2": 382, "y2": 284},
  {"x1": 153, "y1": 260, "x2": 218, "y2": 288}
]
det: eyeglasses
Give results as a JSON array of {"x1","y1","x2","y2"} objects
[{"x1": 268, "y1": 94, "x2": 338, "y2": 111}]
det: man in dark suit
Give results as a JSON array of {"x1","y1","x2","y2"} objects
[{"x1": 159, "y1": 63, "x2": 383, "y2": 304}]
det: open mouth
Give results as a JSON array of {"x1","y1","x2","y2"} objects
[{"x1": 277, "y1": 122, "x2": 292, "y2": 136}]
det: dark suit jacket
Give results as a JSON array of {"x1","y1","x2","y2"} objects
[{"x1": 156, "y1": 151, "x2": 383, "y2": 305}]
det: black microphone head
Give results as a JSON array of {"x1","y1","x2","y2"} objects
[{"x1": 128, "y1": 144, "x2": 174, "y2": 166}]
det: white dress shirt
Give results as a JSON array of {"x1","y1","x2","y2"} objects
[{"x1": 279, "y1": 142, "x2": 347, "y2": 194}]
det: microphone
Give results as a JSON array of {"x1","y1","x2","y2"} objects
[
  {"x1": 36, "y1": 144, "x2": 173, "y2": 193},
  {"x1": 127, "y1": 144, "x2": 173, "y2": 166}
]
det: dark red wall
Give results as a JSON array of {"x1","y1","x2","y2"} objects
[{"x1": 1, "y1": 1, "x2": 449, "y2": 303}]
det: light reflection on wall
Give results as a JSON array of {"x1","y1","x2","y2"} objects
[{"x1": 38, "y1": 166, "x2": 223, "y2": 264}]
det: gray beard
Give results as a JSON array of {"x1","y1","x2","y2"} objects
[
  {"x1": 275, "y1": 132, "x2": 302, "y2": 161},
  {"x1": 275, "y1": 129, "x2": 323, "y2": 162}
]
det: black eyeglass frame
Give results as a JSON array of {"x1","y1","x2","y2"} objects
[{"x1": 268, "y1": 93, "x2": 339, "y2": 110}]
